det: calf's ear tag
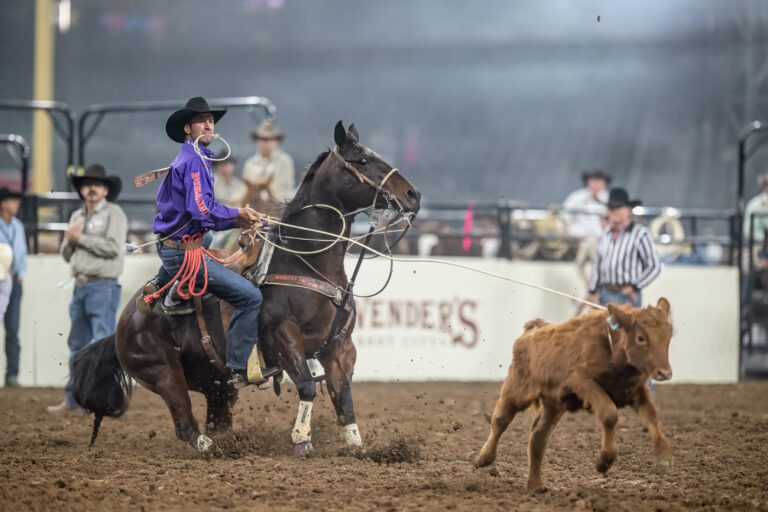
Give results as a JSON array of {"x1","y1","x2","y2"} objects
[{"x1": 607, "y1": 316, "x2": 620, "y2": 331}]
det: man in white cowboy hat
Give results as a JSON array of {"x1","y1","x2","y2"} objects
[
  {"x1": 743, "y1": 172, "x2": 768, "y2": 245},
  {"x1": 48, "y1": 164, "x2": 127, "y2": 413},
  {"x1": 0, "y1": 187, "x2": 27, "y2": 388},
  {"x1": 242, "y1": 119, "x2": 296, "y2": 203},
  {"x1": 562, "y1": 168, "x2": 611, "y2": 238}
]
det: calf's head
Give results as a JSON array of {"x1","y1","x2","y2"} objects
[{"x1": 606, "y1": 298, "x2": 674, "y2": 381}]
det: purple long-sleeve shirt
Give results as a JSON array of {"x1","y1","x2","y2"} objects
[{"x1": 152, "y1": 140, "x2": 239, "y2": 238}]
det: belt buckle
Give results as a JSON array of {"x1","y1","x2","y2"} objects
[{"x1": 75, "y1": 275, "x2": 87, "y2": 286}]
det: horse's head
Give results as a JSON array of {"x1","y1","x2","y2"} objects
[{"x1": 326, "y1": 121, "x2": 421, "y2": 215}]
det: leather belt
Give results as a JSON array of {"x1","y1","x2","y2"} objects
[
  {"x1": 162, "y1": 238, "x2": 204, "y2": 250},
  {"x1": 74, "y1": 275, "x2": 114, "y2": 286},
  {"x1": 599, "y1": 284, "x2": 634, "y2": 293}
]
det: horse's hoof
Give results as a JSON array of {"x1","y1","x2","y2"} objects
[
  {"x1": 196, "y1": 434, "x2": 213, "y2": 452},
  {"x1": 343, "y1": 423, "x2": 363, "y2": 447},
  {"x1": 293, "y1": 441, "x2": 314, "y2": 456}
]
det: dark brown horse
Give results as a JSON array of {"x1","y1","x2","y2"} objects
[{"x1": 70, "y1": 122, "x2": 421, "y2": 453}]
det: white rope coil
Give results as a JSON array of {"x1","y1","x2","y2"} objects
[{"x1": 193, "y1": 133, "x2": 231, "y2": 162}]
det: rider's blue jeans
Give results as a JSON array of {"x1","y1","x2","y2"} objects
[{"x1": 156, "y1": 236, "x2": 262, "y2": 371}]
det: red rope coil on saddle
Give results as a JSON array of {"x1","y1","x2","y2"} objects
[{"x1": 144, "y1": 233, "x2": 244, "y2": 305}]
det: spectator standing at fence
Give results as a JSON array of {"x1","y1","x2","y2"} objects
[
  {"x1": 0, "y1": 188, "x2": 27, "y2": 388},
  {"x1": 213, "y1": 155, "x2": 246, "y2": 207},
  {"x1": 47, "y1": 164, "x2": 127, "y2": 414},
  {"x1": 586, "y1": 188, "x2": 662, "y2": 308},
  {"x1": 563, "y1": 168, "x2": 611, "y2": 238},
  {"x1": 242, "y1": 120, "x2": 295, "y2": 203},
  {"x1": 564, "y1": 169, "x2": 611, "y2": 293},
  {"x1": 743, "y1": 172, "x2": 768, "y2": 244}
]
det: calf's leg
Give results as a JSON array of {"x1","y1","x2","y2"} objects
[
  {"x1": 569, "y1": 377, "x2": 619, "y2": 473},
  {"x1": 633, "y1": 384, "x2": 673, "y2": 472},
  {"x1": 526, "y1": 403, "x2": 564, "y2": 490},
  {"x1": 475, "y1": 375, "x2": 532, "y2": 468}
]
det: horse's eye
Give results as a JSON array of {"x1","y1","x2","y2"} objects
[
  {"x1": 360, "y1": 158, "x2": 368, "y2": 165},
  {"x1": 637, "y1": 335, "x2": 646, "y2": 344}
]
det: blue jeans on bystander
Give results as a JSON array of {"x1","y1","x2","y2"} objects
[
  {"x1": 65, "y1": 278, "x2": 121, "y2": 407},
  {"x1": 598, "y1": 288, "x2": 641, "y2": 308}
]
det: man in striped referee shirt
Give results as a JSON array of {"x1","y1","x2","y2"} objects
[{"x1": 587, "y1": 188, "x2": 662, "y2": 308}]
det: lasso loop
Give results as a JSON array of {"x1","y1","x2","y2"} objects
[{"x1": 193, "y1": 133, "x2": 231, "y2": 162}]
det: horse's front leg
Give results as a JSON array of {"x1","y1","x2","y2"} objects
[
  {"x1": 320, "y1": 335, "x2": 362, "y2": 448},
  {"x1": 265, "y1": 320, "x2": 317, "y2": 455}
]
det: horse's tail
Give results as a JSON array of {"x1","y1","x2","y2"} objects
[{"x1": 70, "y1": 333, "x2": 133, "y2": 446}]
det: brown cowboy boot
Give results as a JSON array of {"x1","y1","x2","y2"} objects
[{"x1": 136, "y1": 278, "x2": 161, "y2": 315}]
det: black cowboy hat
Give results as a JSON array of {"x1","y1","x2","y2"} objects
[
  {"x1": 607, "y1": 187, "x2": 642, "y2": 209},
  {"x1": 581, "y1": 168, "x2": 612, "y2": 185},
  {"x1": 0, "y1": 187, "x2": 23, "y2": 202},
  {"x1": 165, "y1": 97, "x2": 227, "y2": 144},
  {"x1": 71, "y1": 164, "x2": 122, "y2": 202}
]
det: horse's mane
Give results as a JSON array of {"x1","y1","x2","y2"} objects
[{"x1": 282, "y1": 150, "x2": 329, "y2": 220}]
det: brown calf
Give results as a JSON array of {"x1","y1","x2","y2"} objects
[{"x1": 475, "y1": 298, "x2": 674, "y2": 489}]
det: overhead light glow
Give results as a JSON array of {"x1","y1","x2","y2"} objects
[{"x1": 58, "y1": 0, "x2": 71, "y2": 34}]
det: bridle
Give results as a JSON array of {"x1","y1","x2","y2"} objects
[{"x1": 330, "y1": 146, "x2": 404, "y2": 213}]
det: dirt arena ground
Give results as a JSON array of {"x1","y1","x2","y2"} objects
[{"x1": 1, "y1": 381, "x2": 767, "y2": 511}]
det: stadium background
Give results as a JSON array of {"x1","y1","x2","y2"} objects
[{"x1": 2, "y1": 0, "x2": 768, "y2": 210}]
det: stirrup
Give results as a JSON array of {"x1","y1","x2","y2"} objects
[
  {"x1": 229, "y1": 367, "x2": 281, "y2": 389},
  {"x1": 246, "y1": 344, "x2": 277, "y2": 383},
  {"x1": 161, "y1": 281, "x2": 195, "y2": 315}
]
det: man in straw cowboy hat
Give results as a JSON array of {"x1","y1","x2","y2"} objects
[
  {"x1": 0, "y1": 187, "x2": 27, "y2": 388},
  {"x1": 242, "y1": 119, "x2": 296, "y2": 203},
  {"x1": 48, "y1": 164, "x2": 128, "y2": 413},
  {"x1": 139, "y1": 96, "x2": 277, "y2": 386},
  {"x1": 586, "y1": 187, "x2": 662, "y2": 309}
]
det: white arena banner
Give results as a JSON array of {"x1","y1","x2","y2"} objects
[
  {"x1": 346, "y1": 258, "x2": 739, "y2": 384},
  {"x1": 0, "y1": 255, "x2": 739, "y2": 386}
]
